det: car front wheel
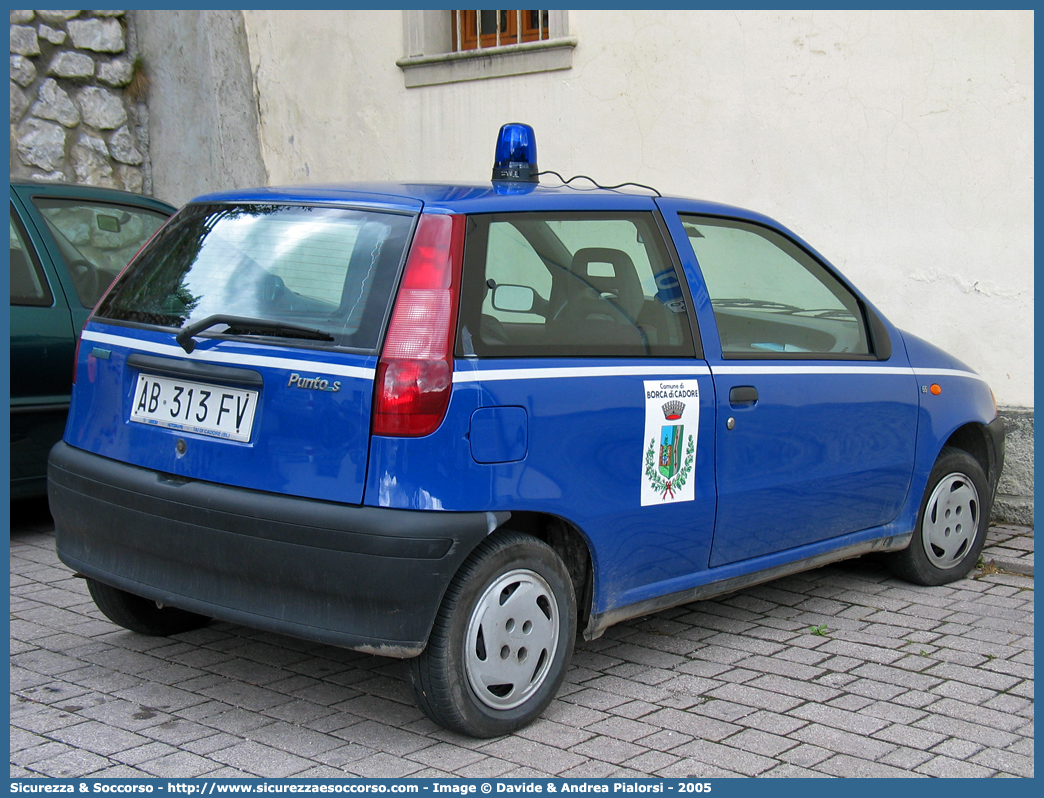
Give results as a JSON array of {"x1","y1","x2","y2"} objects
[
  {"x1": 408, "y1": 531, "x2": 576, "y2": 738},
  {"x1": 888, "y1": 447, "x2": 990, "y2": 586}
]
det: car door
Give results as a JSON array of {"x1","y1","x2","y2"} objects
[
  {"x1": 13, "y1": 186, "x2": 172, "y2": 332},
  {"x1": 10, "y1": 186, "x2": 172, "y2": 498},
  {"x1": 451, "y1": 209, "x2": 718, "y2": 615},
  {"x1": 658, "y1": 200, "x2": 919, "y2": 568},
  {"x1": 9, "y1": 199, "x2": 76, "y2": 497}
]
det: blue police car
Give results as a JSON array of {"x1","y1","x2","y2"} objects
[{"x1": 48, "y1": 124, "x2": 1004, "y2": 737}]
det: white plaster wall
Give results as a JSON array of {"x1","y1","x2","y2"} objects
[{"x1": 242, "y1": 9, "x2": 1033, "y2": 407}]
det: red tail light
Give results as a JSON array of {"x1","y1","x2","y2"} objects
[{"x1": 373, "y1": 213, "x2": 466, "y2": 437}]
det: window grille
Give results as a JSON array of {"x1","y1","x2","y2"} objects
[{"x1": 452, "y1": 10, "x2": 550, "y2": 52}]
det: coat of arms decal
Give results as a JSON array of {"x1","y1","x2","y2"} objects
[{"x1": 641, "y1": 381, "x2": 699, "y2": 506}]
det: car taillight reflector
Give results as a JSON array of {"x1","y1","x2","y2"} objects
[{"x1": 373, "y1": 213, "x2": 465, "y2": 437}]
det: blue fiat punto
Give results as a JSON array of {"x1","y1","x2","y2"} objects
[{"x1": 48, "y1": 125, "x2": 1004, "y2": 737}]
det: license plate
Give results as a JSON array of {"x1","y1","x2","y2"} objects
[{"x1": 131, "y1": 374, "x2": 258, "y2": 442}]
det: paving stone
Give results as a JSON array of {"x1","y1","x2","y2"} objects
[
  {"x1": 790, "y1": 723, "x2": 896, "y2": 760},
  {"x1": 877, "y1": 746, "x2": 934, "y2": 770},
  {"x1": 913, "y1": 714, "x2": 1020, "y2": 748},
  {"x1": 12, "y1": 740, "x2": 79, "y2": 767},
  {"x1": 732, "y1": 653, "x2": 825, "y2": 681},
  {"x1": 640, "y1": 707, "x2": 741, "y2": 741},
  {"x1": 608, "y1": 699, "x2": 660, "y2": 719},
  {"x1": 789, "y1": 702, "x2": 892, "y2": 736},
  {"x1": 570, "y1": 736, "x2": 646, "y2": 764},
  {"x1": 49, "y1": 720, "x2": 150, "y2": 755},
  {"x1": 816, "y1": 753, "x2": 929, "y2": 778},
  {"x1": 560, "y1": 687, "x2": 632, "y2": 711},
  {"x1": 558, "y1": 760, "x2": 627, "y2": 778},
  {"x1": 826, "y1": 693, "x2": 874, "y2": 711},
  {"x1": 924, "y1": 661, "x2": 1021, "y2": 691},
  {"x1": 24, "y1": 748, "x2": 111, "y2": 778},
  {"x1": 332, "y1": 719, "x2": 435, "y2": 757},
  {"x1": 914, "y1": 754, "x2": 995, "y2": 778},
  {"x1": 930, "y1": 737, "x2": 984, "y2": 760},
  {"x1": 245, "y1": 721, "x2": 350, "y2": 757},
  {"x1": 346, "y1": 752, "x2": 424, "y2": 778},
  {"x1": 670, "y1": 738, "x2": 776, "y2": 776},
  {"x1": 745, "y1": 673, "x2": 843, "y2": 703},
  {"x1": 209, "y1": 740, "x2": 314, "y2": 778},
  {"x1": 871, "y1": 722, "x2": 946, "y2": 750},
  {"x1": 969, "y1": 747, "x2": 1035, "y2": 778},
  {"x1": 925, "y1": 696, "x2": 1028, "y2": 732},
  {"x1": 687, "y1": 697, "x2": 758, "y2": 723},
  {"x1": 406, "y1": 742, "x2": 487, "y2": 771},
  {"x1": 620, "y1": 749, "x2": 682, "y2": 773},
  {"x1": 138, "y1": 750, "x2": 222, "y2": 778},
  {"x1": 453, "y1": 757, "x2": 517, "y2": 778},
  {"x1": 762, "y1": 762, "x2": 833, "y2": 777},
  {"x1": 725, "y1": 728, "x2": 799, "y2": 758},
  {"x1": 706, "y1": 682, "x2": 803, "y2": 713},
  {"x1": 478, "y1": 737, "x2": 586, "y2": 774},
  {"x1": 737, "y1": 709, "x2": 808, "y2": 736}
]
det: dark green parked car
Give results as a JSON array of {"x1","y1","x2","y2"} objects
[{"x1": 10, "y1": 181, "x2": 175, "y2": 499}]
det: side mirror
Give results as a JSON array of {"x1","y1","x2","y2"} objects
[{"x1": 491, "y1": 284, "x2": 536, "y2": 313}]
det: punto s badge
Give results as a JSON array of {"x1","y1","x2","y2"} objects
[{"x1": 287, "y1": 373, "x2": 341, "y2": 392}]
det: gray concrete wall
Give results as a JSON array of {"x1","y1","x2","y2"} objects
[
  {"x1": 995, "y1": 408, "x2": 1034, "y2": 526},
  {"x1": 135, "y1": 9, "x2": 266, "y2": 207}
]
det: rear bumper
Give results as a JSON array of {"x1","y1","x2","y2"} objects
[{"x1": 48, "y1": 442, "x2": 503, "y2": 657}]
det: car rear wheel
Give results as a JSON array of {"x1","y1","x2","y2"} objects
[
  {"x1": 888, "y1": 447, "x2": 989, "y2": 586},
  {"x1": 407, "y1": 531, "x2": 576, "y2": 738},
  {"x1": 86, "y1": 578, "x2": 210, "y2": 636}
]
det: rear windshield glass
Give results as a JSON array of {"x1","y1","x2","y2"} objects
[{"x1": 95, "y1": 203, "x2": 415, "y2": 351}]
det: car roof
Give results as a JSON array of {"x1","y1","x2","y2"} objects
[
  {"x1": 189, "y1": 182, "x2": 761, "y2": 219},
  {"x1": 11, "y1": 180, "x2": 178, "y2": 213}
]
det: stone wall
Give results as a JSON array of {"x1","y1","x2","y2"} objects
[
  {"x1": 10, "y1": 9, "x2": 149, "y2": 194},
  {"x1": 994, "y1": 409, "x2": 1034, "y2": 526}
]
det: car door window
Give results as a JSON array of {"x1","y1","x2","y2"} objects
[
  {"x1": 680, "y1": 215, "x2": 870, "y2": 357},
  {"x1": 10, "y1": 208, "x2": 52, "y2": 307},
  {"x1": 459, "y1": 212, "x2": 696, "y2": 358},
  {"x1": 30, "y1": 197, "x2": 168, "y2": 308}
]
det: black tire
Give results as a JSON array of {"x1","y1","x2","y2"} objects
[
  {"x1": 888, "y1": 447, "x2": 990, "y2": 586},
  {"x1": 86, "y1": 578, "x2": 210, "y2": 636},
  {"x1": 407, "y1": 531, "x2": 576, "y2": 738}
]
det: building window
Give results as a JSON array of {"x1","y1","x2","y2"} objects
[
  {"x1": 398, "y1": 10, "x2": 575, "y2": 88},
  {"x1": 453, "y1": 10, "x2": 549, "y2": 52}
]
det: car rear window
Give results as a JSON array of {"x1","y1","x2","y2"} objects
[{"x1": 95, "y1": 203, "x2": 415, "y2": 352}]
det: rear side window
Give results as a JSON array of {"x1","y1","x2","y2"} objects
[
  {"x1": 31, "y1": 197, "x2": 169, "y2": 307},
  {"x1": 457, "y1": 212, "x2": 696, "y2": 358},
  {"x1": 96, "y1": 203, "x2": 415, "y2": 351}
]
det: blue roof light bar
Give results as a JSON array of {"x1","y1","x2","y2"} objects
[{"x1": 492, "y1": 123, "x2": 539, "y2": 183}]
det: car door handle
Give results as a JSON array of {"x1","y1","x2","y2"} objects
[{"x1": 729, "y1": 385, "x2": 758, "y2": 407}]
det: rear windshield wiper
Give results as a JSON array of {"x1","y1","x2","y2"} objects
[{"x1": 175, "y1": 314, "x2": 335, "y2": 353}]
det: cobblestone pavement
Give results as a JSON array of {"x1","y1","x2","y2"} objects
[{"x1": 11, "y1": 498, "x2": 1034, "y2": 779}]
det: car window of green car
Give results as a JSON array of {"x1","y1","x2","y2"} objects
[
  {"x1": 10, "y1": 208, "x2": 53, "y2": 307},
  {"x1": 30, "y1": 198, "x2": 168, "y2": 308}
]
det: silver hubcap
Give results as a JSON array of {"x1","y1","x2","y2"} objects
[
  {"x1": 464, "y1": 569, "x2": 559, "y2": 710},
  {"x1": 922, "y1": 472, "x2": 980, "y2": 569}
]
